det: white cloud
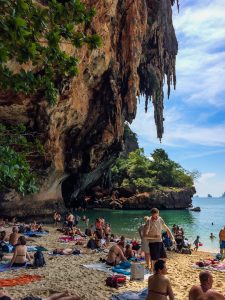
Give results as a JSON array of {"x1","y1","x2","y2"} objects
[
  {"x1": 131, "y1": 102, "x2": 225, "y2": 147},
  {"x1": 194, "y1": 172, "x2": 225, "y2": 197},
  {"x1": 173, "y1": 0, "x2": 225, "y2": 107}
]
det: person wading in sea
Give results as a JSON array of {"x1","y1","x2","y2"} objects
[{"x1": 144, "y1": 208, "x2": 175, "y2": 271}]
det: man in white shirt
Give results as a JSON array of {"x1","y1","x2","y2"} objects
[{"x1": 144, "y1": 208, "x2": 175, "y2": 271}]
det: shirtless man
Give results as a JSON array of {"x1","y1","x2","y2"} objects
[
  {"x1": 106, "y1": 244, "x2": 127, "y2": 266},
  {"x1": 189, "y1": 271, "x2": 225, "y2": 300},
  {"x1": 9, "y1": 227, "x2": 19, "y2": 246}
]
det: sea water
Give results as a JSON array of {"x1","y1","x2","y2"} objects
[{"x1": 80, "y1": 197, "x2": 225, "y2": 252}]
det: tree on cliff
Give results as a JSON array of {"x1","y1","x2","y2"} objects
[
  {"x1": 111, "y1": 148, "x2": 197, "y2": 193},
  {"x1": 0, "y1": 0, "x2": 101, "y2": 195},
  {"x1": 0, "y1": 0, "x2": 101, "y2": 105}
]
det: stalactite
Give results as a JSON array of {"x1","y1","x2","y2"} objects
[{"x1": 138, "y1": 0, "x2": 178, "y2": 140}]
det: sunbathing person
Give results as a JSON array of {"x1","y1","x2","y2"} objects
[
  {"x1": 189, "y1": 270, "x2": 225, "y2": 300},
  {"x1": 106, "y1": 244, "x2": 127, "y2": 266},
  {"x1": 147, "y1": 259, "x2": 174, "y2": 300},
  {"x1": 10, "y1": 236, "x2": 32, "y2": 267},
  {"x1": 124, "y1": 244, "x2": 133, "y2": 260},
  {"x1": 53, "y1": 248, "x2": 75, "y2": 255}
]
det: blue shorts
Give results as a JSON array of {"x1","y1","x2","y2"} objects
[{"x1": 220, "y1": 240, "x2": 225, "y2": 249}]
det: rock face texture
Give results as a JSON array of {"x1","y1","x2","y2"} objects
[
  {"x1": 0, "y1": 0, "x2": 178, "y2": 217},
  {"x1": 91, "y1": 188, "x2": 195, "y2": 210}
]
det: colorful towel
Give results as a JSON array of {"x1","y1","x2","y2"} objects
[
  {"x1": 0, "y1": 274, "x2": 42, "y2": 287},
  {"x1": 82, "y1": 263, "x2": 151, "y2": 279},
  {"x1": 59, "y1": 235, "x2": 85, "y2": 243},
  {"x1": 193, "y1": 262, "x2": 225, "y2": 273},
  {"x1": 111, "y1": 288, "x2": 148, "y2": 300}
]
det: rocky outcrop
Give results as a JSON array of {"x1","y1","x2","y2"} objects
[
  {"x1": 0, "y1": 0, "x2": 178, "y2": 217},
  {"x1": 91, "y1": 188, "x2": 195, "y2": 210}
]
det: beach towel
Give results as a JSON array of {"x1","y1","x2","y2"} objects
[
  {"x1": 193, "y1": 261, "x2": 225, "y2": 273},
  {"x1": 0, "y1": 274, "x2": 42, "y2": 287},
  {"x1": 59, "y1": 236, "x2": 85, "y2": 243},
  {"x1": 0, "y1": 262, "x2": 28, "y2": 272},
  {"x1": 24, "y1": 231, "x2": 48, "y2": 237},
  {"x1": 111, "y1": 288, "x2": 148, "y2": 300},
  {"x1": 82, "y1": 263, "x2": 151, "y2": 279}
]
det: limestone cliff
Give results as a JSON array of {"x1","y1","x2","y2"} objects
[{"x1": 0, "y1": 0, "x2": 178, "y2": 217}]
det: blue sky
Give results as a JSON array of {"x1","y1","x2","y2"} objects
[{"x1": 131, "y1": 0, "x2": 225, "y2": 197}]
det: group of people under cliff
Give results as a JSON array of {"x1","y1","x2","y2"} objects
[{"x1": 1, "y1": 209, "x2": 225, "y2": 300}]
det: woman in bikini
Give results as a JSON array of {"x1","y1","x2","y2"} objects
[
  {"x1": 147, "y1": 260, "x2": 174, "y2": 300},
  {"x1": 10, "y1": 236, "x2": 31, "y2": 267}
]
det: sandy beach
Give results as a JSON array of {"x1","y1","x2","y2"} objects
[{"x1": 1, "y1": 226, "x2": 225, "y2": 300}]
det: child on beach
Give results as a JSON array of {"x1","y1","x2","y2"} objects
[{"x1": 194, "y1": 235, "x2": 201, "y2": 251}]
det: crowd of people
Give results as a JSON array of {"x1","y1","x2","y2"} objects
[{"x1": 0, "y1": 209, "x2": 225, "y2": 300}]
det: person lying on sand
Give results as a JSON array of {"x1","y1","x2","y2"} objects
[
  {"x1": 52, "y1": 248, "x2": 80, "y2": 255},
  {"x1": 189, "y1": 270, "x2": 225, "y2": 300},
  {"x1": 106, "y1": 244, "x2": 127, "y2": 266},
  {"x1": 146, "y1": 259, "x2": 174, "y2": 300},
  {"x1": 0, "y1": 290, "x2": 80, "y2": 300}
]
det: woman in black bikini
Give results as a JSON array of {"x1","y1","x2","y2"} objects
[
  {"x1": 147, "y1": 260, "x2": 174, "y2": 300},
  {"x1": 10, "y1": 236, "x2": 31, "y2": 267}
]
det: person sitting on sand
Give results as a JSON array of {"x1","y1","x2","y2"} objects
[
  {"x1": 10, "y1": 236, "x2": 32, "y2": 267},
  {"x1": 189, "y1": 270, "x2": 225, "y2": 300},
  {"x1": 0, "y1": 290, "x2": 80, "y2": 300},
  {"x1": 193, "y1": 236, "x2": 201, "y2": 251},
  {"x1": 0, "y1": 231, "x2": 7, "y2": 243},
  {"x1": 117, "y1": 236, "x2": 125, "y2": 252},
  {"x1": 124, "y1": 244, "x2": 133, "y2": 260},
  {"x1": 147, "y1": 259, "x2": 174, "y2": 300},
  {"x1": 106, "y1": 244, "x2": 127, "y2": 266},
  {"x1": 9, "y1": 227, "x2": 20, "y2": 246}
]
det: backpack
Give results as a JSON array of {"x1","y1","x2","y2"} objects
[
  {"x1": 18, "y1": 225, "x2": 25, "y2": 233},
  {"x1": 105, "y1": 275, "x2": 126, "y2": 288},
  {"x1": 33, "y1": 250, "x2": 46, "y2": 267}
]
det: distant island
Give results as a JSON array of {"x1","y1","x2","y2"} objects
[
  {"x1": 222, "y1": 192, "x2": 225, "y2": 198},
  {"x1": 208, "y1": 194, "x2": 212, "y2": 198}
]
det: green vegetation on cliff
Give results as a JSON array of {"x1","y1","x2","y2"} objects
[
  {"x1": 0, "y1": 0, "x2": 101, "y2": 105},
  {"x1": 0, "y1": 124, "x2": 44, "y2": 194},
  {"x1": 111, "y1": 147, "x2": 198, "y2": 193}
]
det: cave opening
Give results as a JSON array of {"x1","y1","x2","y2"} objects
[{"x1": 61, "y1": 175, "x2": 84, "y2": 209}]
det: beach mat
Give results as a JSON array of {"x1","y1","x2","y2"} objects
[
  {"x1": 81, "y1": 263, "x2": 151, "y2": 279},
  {"x1": 0, "y1": 262, "x2": 28, "y2": 272},
  {"x1": 24, "y1": 231, "x2": 48, "y2": 237},
  {"x1": 27, "y1": 246, "x2": 48, "y2": 252},
  {"x1": 192, "y1": 263, "x2": 225, "y2": 273},
  {"x1": 111, "y1": 288, "x2": 148, "y2": 300},
  {"x1": 0, "y1": 274, "x2": 42, "y2": 287}
]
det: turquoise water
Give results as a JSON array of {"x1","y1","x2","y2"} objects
[{"x1": 79, "y1": 197, "x2": 225, "y2": 252}]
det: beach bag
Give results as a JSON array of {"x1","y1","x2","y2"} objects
[
  {"x1": 18, "y1": 225, "x2": 26, "y2": 233},
  {"x1": 33, "y1": 250, "x2": 46, "y2": 267},
  {"x1": 105, "y1": 275, "x2": 126, "y2": 288},
  {"x1": 87, "y1": 238, "x2": 96, "y2": 249},
  {"x1": 72, "y1": 249, "x2": 80, "y2": 255},
  {"x1": 130, "y1": 262, "x2": 145, "y2": 280},
  {"x1": 85, "y1": 228, "x2": 92, "y2": 236}
]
